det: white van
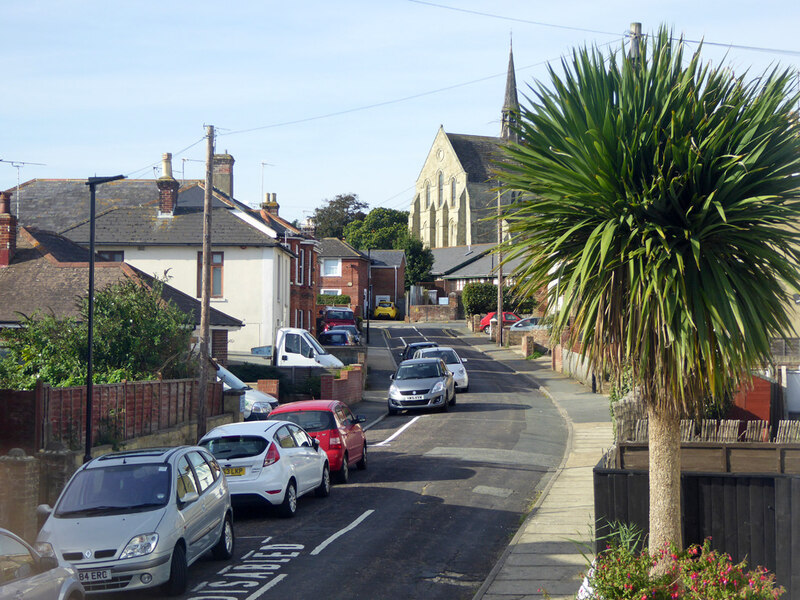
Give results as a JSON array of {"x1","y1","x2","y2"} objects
[{"x1": 274, "y1": 328, "x2": 344, "y2": 368}]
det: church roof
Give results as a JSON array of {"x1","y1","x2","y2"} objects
[{"x1": 446, "y1": 134, "x2": 504, "y2": 183}]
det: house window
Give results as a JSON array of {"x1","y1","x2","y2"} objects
[
  {"x1": 97, "y1": 250, "x2": 124, "y2": 262},
  {"x1": 307, "y1": 249, "x2": 313, "y2": 286},
  {"x1": 299, "y1": 247, "x2": 305, "y2": 287},
  {"x1": 197, "y1": 251, "x2": 223, "y2": 298},
  {"x1": 450, "y1": 177, "x2": 456, "y2": 207},
  {"x1": 425, "y1": 182, "x2": 430, "y2": 209},
  {"x1": 321, "y1": 288, "x2": 341, "y2": 296},
  {"x1": 321, "y1": 258, "x2": 341, "y2": 277},
  {"x1": 438, "y1": 172, "x2": 444, "y2": 207}
]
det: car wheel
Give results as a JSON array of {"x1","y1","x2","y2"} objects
[
  {"x1": 356, "y1": 443, "x2": 367, "y2": 470},
  {"x1": 278, "y1": 480, "x2": 298, "y2": 518},
  {"x1": 211, "y1": 514, "x2": 235, "y2": 560},
  {"x1": 440, "y1": 395, "x2": 449, "y2": 412},
  {"x1": 315, "y1": 464, "x2": 331, "y2": 497},
  {"x1": 461, "y1": 385, "x2": 469, "y2": 393},
  {"x1": 163, "y1": 543, "x2": 187, "y2": 596},
  {"x1": 388, "y1": 403, "x2": 399, "y2": 416},
  {"x1": 449, "y1": 390, "x2": 457, "y2": 406},
  {"x1": 337, "y1": 454, "x2": 350, "y2": 484}
]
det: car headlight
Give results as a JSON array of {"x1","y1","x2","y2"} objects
[
  {"x1": 34, "y1": 542, "x2": 55, "y2": 558},
  {"x1": 120, "y1": 533, "x2": 159, "y2": 559},
  {"x1": 389, "y1": 383, "x2": 399, "y2": 395},
  {"x1": 432, "y1": 381, "x2": 445, "y2": 393},
  {"x1": 251, "y1": 402, "x2": 269, "y2": 413},
  {"x1": 458, "y1": 369, "x2": 465, "y2": 375}
]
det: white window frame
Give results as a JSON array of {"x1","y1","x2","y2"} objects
[
  {"x1": 321, "y1": 258, "x2": 341, "y2": 277},
  {"x1": 299, "y1": 247, "x2": 305, "y2": 287},
  {"x1": 321, "y1": 288, "x2": 341, "y2": 296}
]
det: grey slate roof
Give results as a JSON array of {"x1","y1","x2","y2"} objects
[
  {"x1": 446, "y1": 134, "x2": 504, "y2": 183},
  {"x1": 62, "y1": 204, "x2": 282, "y2": 247},
  {"x1": 369, "y1": 250, "x2": 406, "y2": 268},
  {"x1": 440, "y1": 249, "x2": 523, "y2": 279},
  {"x1": 430, "y1": 243, "x2": 495, "y2": 276},
  {"x1": 320, "y1": 238, "x2": 368, "y2": 259},
  {"x1": 0, "y1": 228, "x2": 242, "y2": 328}
]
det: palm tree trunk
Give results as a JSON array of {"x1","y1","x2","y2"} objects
[{"x1": 648, "y1": 404, "x2": 682, "y2": 557}]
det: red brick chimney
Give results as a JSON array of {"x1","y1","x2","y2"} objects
[
  {"x1": 213, "y1": 152, "x2": 234, "y2": 198},
  {"x1": 157, "y1": 152, "x2": 179, "y2": 216},
  {"x1": 260, "y1": 193, "x2": 280, "y2": 219},
  {"x1": 0, "y1": 191, "x2": 16, "y2": 267}
]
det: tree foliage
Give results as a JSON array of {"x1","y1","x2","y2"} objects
[
  {"x1": 496, "y1": 27, "x2": 800, "y2": 552},
  {"x1": 343, "y1": 207, "x2": 433, "y2": 289},
  {"x1": 313, "y1": 193, "x2": 368, "y2": 239},
  {"x1": 0, "y1": 277, "x2": 196, "y2": 389},
  {"x1": 462, "y1": 282, "x2": 538, "y2": 315}
]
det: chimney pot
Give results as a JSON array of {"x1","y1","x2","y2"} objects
[
  {"x1": 161, "y1": 153, "x2": 174, "y2": 179},
  {"x1": 0, "y1": 191, "x2": 10, "y2": 214},
  {"x1": 157, "y1": 153, "x2": 179, "y2": 216}
]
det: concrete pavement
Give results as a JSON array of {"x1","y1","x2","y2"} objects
[{"x1": 356, "y1": 321, "x2": 613, "y2": 600}]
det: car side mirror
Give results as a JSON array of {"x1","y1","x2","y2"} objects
[
  {"x1": 179, "y1": 491, "x2": 199, "y2": 505},
  {"x1": 38, "y1": 555, "x2": 59, "y2": 572},
  {"x1": 356, "y1": 415, "x2": 366, "y2": 424},
  {"x1": 461, "y1": 358, "x2": 468, "y2": 363},
  {"x1": 36, "y1": 504, "x2": 53, "y2": 518},
  {"x1": 389, "y1": 373, "x2": 394, "y2": 380},
  {"x1": 312, "y1": 438, "x2": 320, "y2": 451}
]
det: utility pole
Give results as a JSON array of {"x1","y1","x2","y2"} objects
[
  {"x1": 197, "y1": 125, "x2": 214, "y2": 441},
  {"x1": 496, "y1": 189, "x2": 503, "y2": 347},
  {"x1": 629, "y1": 22, "x2": 642, "y2": 61}
]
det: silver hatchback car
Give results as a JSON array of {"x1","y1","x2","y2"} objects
[
  {"x1": 388, "y1": 357, "x2": 456, "y2": 415},
  {"x1": 35, "y1": 446, "x2": 234, "y2": 596}
]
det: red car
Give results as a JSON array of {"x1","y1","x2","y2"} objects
[
  {"x1": 321, "y1": 307, "x2": 357, "y2": 332},
  {"x1": 479, "y1": 311, "x2": 521, "y2": 332},
  {"x1": 268, "y1": 400, "x2": 367, "y2": 483}
]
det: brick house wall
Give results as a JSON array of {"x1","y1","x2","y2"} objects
[
  {"x1": 371, "y1": 264, "x2": 406, "y2": 306},
  {"x1": 320, "y1": 257, "x2": 369, "y2": 318},
  {"x1": 288, "y1": 239, "x2": 319, "y2": 334}
]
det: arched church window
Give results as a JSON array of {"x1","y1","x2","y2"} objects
[
  {"x1": 438, "y1": 172, "x2": 444, "y2": 207},
  {"x1": 425, "y1": 183, "x2": 430, "y2": 209},
  {"x1": 450, "y1": 177, "x2": 456, "y2": 207}
]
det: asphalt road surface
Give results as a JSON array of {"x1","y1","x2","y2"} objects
[{"x1": 106, "y1": 323, "x2": 567, "y2": 600}]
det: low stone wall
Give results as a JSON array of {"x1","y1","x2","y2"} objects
[{"x1": 320, "y1": 365, "x2": 364, "y2": 406}]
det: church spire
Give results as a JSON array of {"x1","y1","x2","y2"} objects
[{"x1": 500, "y1": 38, "x2": 519, "y2": 142}]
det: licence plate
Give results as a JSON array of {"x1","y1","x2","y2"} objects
[
  {"x1": 224, "y1": 467, "x2": 245, "y2": 477},
  {"x1": 79, "y1": 569, "x2": 111, "y2": 582},
  {"x1": 407, "y1": 395, "x2": 425, "y2": 401}
]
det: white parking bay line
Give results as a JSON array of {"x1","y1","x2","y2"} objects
[
  {"x1": 245, "y1": 574, "x2": 287, "y2": 600},
  {"x1": 374, "y1": 416, "x2": 422, "y2": 446},
  {"x1": 310, "y1": 510, "x2": 375, "y2": 556}
]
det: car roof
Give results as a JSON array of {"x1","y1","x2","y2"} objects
[
  {"x1": 88, "y1": 446, "x2": 191, "y2": 468},
  {"x1": 399, "y1": 357, "x2": 443, "y2": 365},
  {"x1": 201, "y1": 420, "x2": 293, "y2": 439},
  {"x1": 270, "y1": 399, "x2": 340, "y2": 413},
  {"x1": 407, "y1": 341, "x2": 437, "y2": 348}
]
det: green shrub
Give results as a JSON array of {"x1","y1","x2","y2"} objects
[
  {"x1": 462, "y1": 283, "x2": 497, "y2": 316},
  {"x1": 317, "y1": 294, "x2": 351, "y2": 305}
]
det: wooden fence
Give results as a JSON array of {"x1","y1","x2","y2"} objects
[
  {"x1": 595, "y1": 457, "x2": 800, "y2": 596},
  {"x1": 0, "y1": 379, "x2": 223, "y2": 454}
]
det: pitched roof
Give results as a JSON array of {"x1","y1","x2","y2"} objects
[
  {"x1": 319, "y1": 238, "x2": 367, "y2": 260},
  {"x1": 430, "y1": 242, "x2": 524, "y2": 279},
  {"x1": 0, "y1": 227, "x2": 242, "y2": 328},
  {"x1": 446, "y1": 134, "x2": 504, "y2": 183},
  {"x1": 369, "y1": 249, "x2": 406, "y2": 267},
  {"x1": 62, "y1": 203, "x2": 282, "y2": 247}
]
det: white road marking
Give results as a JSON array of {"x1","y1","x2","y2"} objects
[
  {"x1": 245, "y1": 574, "x2": 287, "y2": 600},
  {"x1": 375, "y1": 416, "x2": 422, "y2": 446},
  {"x1": 310, "y1": 510, "x2": 375, "y2": 556},
  {"x1": 413, "y1": 326, "x2": 426, "y2": 339}
]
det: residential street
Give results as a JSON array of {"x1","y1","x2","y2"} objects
[{"x1": 109, "y1": 323, "x2": 567, "y2": 600}]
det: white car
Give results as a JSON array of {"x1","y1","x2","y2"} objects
[
  {"x1": 215, "y1": 362, "x2": 277, "y2": 420},
  {"x1": 200, "y1": 421, "x2": 330, "y2": 517},
  {"x1": 35, "y1": 447, "x2": 234, "y2": 596},
  {"x1": 413, "y1": 346, "x2": 469, "y2": 392}
]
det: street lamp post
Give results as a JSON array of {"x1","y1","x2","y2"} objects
[{"x1": 84, "y1": 175, "x2": 125, "y2": 464}]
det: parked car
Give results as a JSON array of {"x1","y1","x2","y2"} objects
[
  {"x1": 388, "y1": 357, "x2": 456, "y2": 415},
  {"x1": 373, "y1": 301, "x2": 397, "y2": 319},
  {"x1": 399, "y1": 340, "x2": 438, "y2": 362},
  {"x1": 273, "y1": 327, "x2": 344, "y2": 368},
  {"x1": 318, "y1": 329, "x2": 357, "y2": 346},
  {"x1": 320, "y1": 307, "x2": 357, "y2": 332},
  {"x1": 479, "y1": 311, "x2": 521, "y2": 333},
  {"x1": 268, "y1": 400, "x2": 367, "y2": 484},
  {"x1": 329, "y1": 324, "x2": 361, "y2": 344},
  {"x1": 199, "y1": 420, "x2": 330, "y2": 518},
  {"x1": 509, "y1": 317, "x2": 544, "y2": 331},
  {"x1": 413, "y1": 346, "x2": 469, "y2": 392},
  {"x1": 1, "y1": 527, "x2": 85, "y2": 600},
  {"x1": 215, "y1": 361, "x2": 277, "y2": 420},
  {"x1": 35, "y1": 446, "x2": 234, "y2": 596}
]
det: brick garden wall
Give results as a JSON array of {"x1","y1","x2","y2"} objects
[{"x1": 319, "y1": 365, "x2": 364, "y2": 406}]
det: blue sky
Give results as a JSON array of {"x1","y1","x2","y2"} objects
[{"x1": 3, "y1": 1, "x2": 799, "y2": 224}]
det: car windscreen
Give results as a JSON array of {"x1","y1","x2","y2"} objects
[
  {"x1": 396, "y1": 363, "x2": 440, "y2": 380},
  {"x1": 200, "y1": 435, "x2": 269, "y2": 460},
  {"x1": 55, "y1": 464, "x2": 171, "y2": 517},
  {"x1": 423, "y1": 350, "x2": 459, "y2": 364},
  {"x1": 269, "y1": 410, "x2": 336, "y2": 432},
  {"x1": 326, "y1": 310, "x2": 353, "y2": 320}
]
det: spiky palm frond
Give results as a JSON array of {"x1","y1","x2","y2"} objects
[{"x1": 497, "y1": 28, "x2": 800, "y2": 415}]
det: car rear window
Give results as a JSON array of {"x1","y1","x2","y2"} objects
[
  {"x1": 326, "y1": 310, "x2": 353, "y2": 320},
  {"x1": 269, "y1": 410, "x2": 336, "y2": 432},
  {"x1": 201, "y1": 435, "x2": 269, "y2": 460},
  {"x1": 423, "y1": 349, "x2": 459, "y2": 364}
]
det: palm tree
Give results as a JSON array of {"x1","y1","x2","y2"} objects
[{"x1": 496, "y1": 28, "x2": 800, "y2": 555}]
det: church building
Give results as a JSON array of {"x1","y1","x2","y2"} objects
[{"x1": 408, "y1": 46, "x2": 519, "y2": 248}]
